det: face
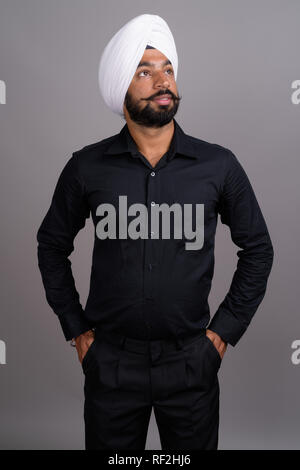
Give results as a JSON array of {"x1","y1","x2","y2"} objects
[{"x1": 123, "y1": 48, "x2": 182, "y2": 128}]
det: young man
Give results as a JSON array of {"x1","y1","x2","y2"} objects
[{"x1": 36, "y1": 14, "x2": 274, "y2": 450}]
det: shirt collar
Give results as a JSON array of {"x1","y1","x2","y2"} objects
[{"x1": 103, "y1": 118, "x2": 198, "y2": 160}]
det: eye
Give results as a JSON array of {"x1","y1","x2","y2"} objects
[
  {"x1": 139, "y1": 70, "x2": 150, "y2": 77},
  {"x1": 138, "y1": 68, "x2": 174, "y2": 77}
]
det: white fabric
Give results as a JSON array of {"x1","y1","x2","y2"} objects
[{"x1": 98, "y1": 14, "x2": 178, "y2": 116}]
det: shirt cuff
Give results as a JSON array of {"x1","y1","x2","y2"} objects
[
  {"x1": 57, "y1": 308, "x2": 93, "y2": 341},
  {"x1": 207, "y1": 309, "x2": 248, "y2": 347}
]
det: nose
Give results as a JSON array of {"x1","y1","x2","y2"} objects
[{"x1": 153, "y1": 70, "x2": 171, "y2": 89}]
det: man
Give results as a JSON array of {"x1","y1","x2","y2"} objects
[{"x1": 36, "y1": 14, "x2": 274, "y2": 450}]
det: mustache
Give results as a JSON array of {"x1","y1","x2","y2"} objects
[{"x1": 143, "y1": 90, "x2": 181, "y2": 101}]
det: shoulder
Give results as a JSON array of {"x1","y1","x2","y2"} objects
[
  {"x1": 69, "y1": 133, "x2": 120, "y2": 179},
  {"x1": 72, "y1": 133, "x2": 119, "y2": 159},
  {"x1": 183, "y1": 129, "x2": 237, "y2": 168}
]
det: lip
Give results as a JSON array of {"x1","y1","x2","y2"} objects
[{"x1": 153, "y1": 94, "x2": 172, "y2": 104}]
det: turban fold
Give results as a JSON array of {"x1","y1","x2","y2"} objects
[{"x1": 98, "y1": 14, "x2": 178, "y2": 116}]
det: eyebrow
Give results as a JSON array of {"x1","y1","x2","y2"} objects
[{"x1": 136, "y1": 59, "x2": 172, "y2": 69}]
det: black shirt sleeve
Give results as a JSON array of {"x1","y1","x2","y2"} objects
[
  {"x1": 36, "y1": 152, "x2": 92, "y2": 341},
  {"x1": 208, "y1": 149, "x2": 274, "y2": 346}
]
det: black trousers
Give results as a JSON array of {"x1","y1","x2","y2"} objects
[{"x1": 82, "y1": 328, "x2": 222, "y2": 450}]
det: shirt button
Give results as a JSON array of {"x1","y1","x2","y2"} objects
[
  {"x1": 150, "y1": 231, "x2": 155, "y2": 237},
  {"x1": 151, "y1": 171, "x2": 155, "y2": 176},
  {"x1": 151, "y1": 201, "x2": 155, "y2": 206}
]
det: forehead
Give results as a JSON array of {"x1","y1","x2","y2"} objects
[{"x1": 137, "y1": 48, "x2": 172, "y2": 67}]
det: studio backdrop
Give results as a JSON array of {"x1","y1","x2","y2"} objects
[{"x1": 0, "y1": 0, "x2": 299, "y2": 450}]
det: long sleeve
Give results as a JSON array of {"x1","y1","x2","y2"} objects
[
  {"x1": 36, "y1": 152, "x2": 93, "y2": 341},
  {"x1": 208, "y1": 149, "x2": 274, "y2": 347}
]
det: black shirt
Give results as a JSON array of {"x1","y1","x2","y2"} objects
[{"x1": 36, "y1": 118, "x2": 274, "y2": 346}]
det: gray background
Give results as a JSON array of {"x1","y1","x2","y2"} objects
[{"x1": 0, "y1": 0, "x2": 299, "y2": 449}]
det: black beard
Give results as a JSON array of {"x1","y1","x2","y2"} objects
[{"x1": 123, "y1": 90, "x2": 182, "y2": 128}]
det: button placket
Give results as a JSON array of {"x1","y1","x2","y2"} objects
[{"x1": 143, "y1": 169, "x2": 160, "y2": 305}]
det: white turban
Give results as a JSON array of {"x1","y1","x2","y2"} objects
[{"x1": 98, "y1": 14, "x2": 178, "y2": 116}]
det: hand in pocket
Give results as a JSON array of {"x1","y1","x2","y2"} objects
[
  {"x1": 74, "y1": 330, "x2": 95, "y2": 364},
  {"x1": 205, "y1": 329, "x2": 227, "y2": 360}
]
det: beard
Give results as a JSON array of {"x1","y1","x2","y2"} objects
[{"x1": 123, "y1": 89, "x2": 182, "y2": 128}]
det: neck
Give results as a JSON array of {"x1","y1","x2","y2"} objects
[{"x1": 125, "y1": 118, "x2": 175, "y2": 159}]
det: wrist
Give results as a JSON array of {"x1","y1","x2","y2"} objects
[{"x1": 70, "y1": 328, "x2": 95, "y2": 347}]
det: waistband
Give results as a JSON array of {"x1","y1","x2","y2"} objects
[{"x1": 94, "y1": 328, "x2": 207, "y2": 355}]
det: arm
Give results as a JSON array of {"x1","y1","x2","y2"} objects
[
  {"x1": 36, "y1": 151, "x2": 93, "y2": 341},
  {"x1": 208, "y1": 149, "x2": 274, "y2": 347}
]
